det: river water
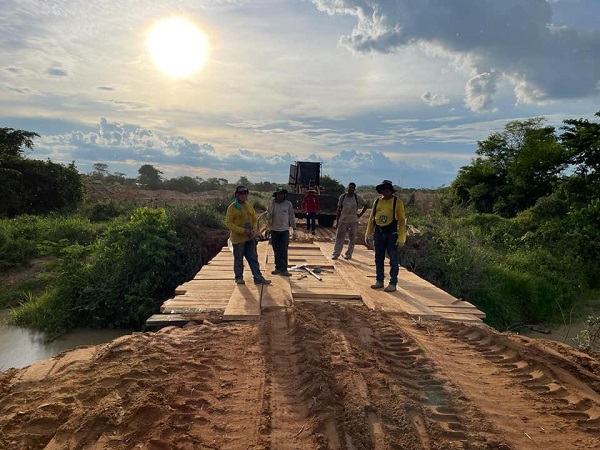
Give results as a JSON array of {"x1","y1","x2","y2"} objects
[{"x1": 0, "y1": 310, "x2": 131, "y2": 370}]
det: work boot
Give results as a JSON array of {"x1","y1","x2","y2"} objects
[
  {"x1": 384, "y1": 283, "x2": 397, "y2": 292},
  {"x1": 371, "y1": 281, "x2": 384, "y2": 289},
  {"x1": 331, "y1": 255, "x2": 339, "y2": 260},
  {"x1": 254, "y1": 278, "x2": 272, "y2": 285},
  {"x1": 271, "y1": 269, "x2": 281, "y2": 275},
  {"x1": 235, "y1": 278, "x2": 245, "y2": 284},
  {"x1": 344, "y1": 255, "x2": 352, "y2": 260}
]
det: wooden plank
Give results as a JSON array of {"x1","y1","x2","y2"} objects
[
  {"x1": 318, "y1": 242, "x2": 484, "y2": 322},
  {"x1": 294, "y1": 297, "x2": 362, "y2": 303},
  {"x1": 162, "y1": 299, "x2": 229, "y2": 308},
  {"x1": 175, "y1": 290, "x2": 233, "y2": 297},
  {"x1": 431, "y1": 306, "x2": 486, "y2": 319},
  {"x1": 159, "y1": 306, "x2": 224, "y2": 314},
  {"x1": 438, "y1": 313, "x2": 482, "y2": 323},
  {"x1": 261, "y1": 275, "x2": 293, "y2": 308},
  {"x1": 288, "y1": 244, "x2": 322, "y2": 251},
  {"x1": 223, "y1": 283, "x2": 261, "y2": 321},
  {"x1": 178, "y1": 281, "x2": 233, "y2": 290},
  {"x1": 317, "y1": 242, "x2": 441, "y2": 318},
  {"x1": 288, "y1": 257, "x2": 330, "y2": 265},
  {"x1": 193, "y1": 273, "x2": 235, "y2": 280},
  {"x1": 399, "y1": 271, "x2": 461, "y2": 305},
  {"x1": 146, "y1": 314, "x2": 191, "y2": 327},
  {"x1": 205, "y1": 261, "x2": 233, "y2": 267},
  {"x1": 293, "y1": 291, "x2": 361, "y2": 299}
]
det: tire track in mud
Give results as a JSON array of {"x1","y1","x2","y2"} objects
[
  {"x1": 450, "y1": 323, "x2": 600, "y2": 432},
  {"x1": 406, "y1": 319, "x2": 600, "y2": 449},
  {"x1": 259, "y1": 308, "x2": 317, "y2": 449},
  {"x1": 282, "y1": 302, "x2": 510, "y2": 450}
]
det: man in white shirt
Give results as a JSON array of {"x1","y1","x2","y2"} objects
[
  {"x1": 331, "y1": 182, "x2": 367, "y2": 260},
  {"x1": 269, "y1": 186, "x2": 297, "y2": 276}
]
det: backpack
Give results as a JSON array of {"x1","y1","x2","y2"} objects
[{"x1": 338, "y1": 193, "x2": 359, "y2": 212}]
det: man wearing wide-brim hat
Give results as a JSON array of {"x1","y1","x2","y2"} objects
[
  {"x1": 268, "y1": 186, "x2": 297, "y2": 276},
  {"x1": 364, "y1": 180, "x2": 406, "y2": 292},
  {"x1": 301, "y1": 187, "x2": 320, "y2": 235}
]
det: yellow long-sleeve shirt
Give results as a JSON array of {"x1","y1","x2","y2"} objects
[
  {"x1": 226, "y1": 201, "x2": 258, "y2": 244},
  {"x1": 365, "y1": 196, "x2": 406, "y2": 244}
]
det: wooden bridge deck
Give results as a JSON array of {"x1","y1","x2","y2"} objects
[{"x1": 147, "y1": 240, "x2": 485, "y2": 327}]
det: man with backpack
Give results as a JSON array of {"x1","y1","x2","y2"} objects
[
  {"x1": 364, "y1": 180, "x2": 406, "y2": 292},
  {"x1": 331, "y1": 182, "x2": 367, "y2": 260}
]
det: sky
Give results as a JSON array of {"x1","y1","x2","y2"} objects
[{"x1": 1, "y1": 0, "x2": 599, "y2": 189}]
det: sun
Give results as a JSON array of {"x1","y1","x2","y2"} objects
[{"x1": 146, "y1": 17, "x2": 209, "y2": 78}]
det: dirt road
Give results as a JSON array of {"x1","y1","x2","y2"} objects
[{"x1": 1, "y1": 302, "x2": 599, "y2": 449}]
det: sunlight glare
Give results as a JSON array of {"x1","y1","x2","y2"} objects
[{"x1": 146, "y1": 17, "x2": 209, "y2": 78}]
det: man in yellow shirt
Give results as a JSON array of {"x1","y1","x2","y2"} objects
[
  {"x1": 364, "y1": 180, "x2": 406, "y2": 292},
  {"x1": 225, "y1": 186, "x2": 271, "y2": 285}
]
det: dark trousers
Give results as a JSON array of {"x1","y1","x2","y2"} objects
[
  {"x1": 306, "y1": 212, "x2": 317, "y2": 231},
  {"x1": 374, "y1": 231, "x2": 399, "y2": 285},
  {"x1": 270, "y1": 230, "x2": 290, "y2": 272},
  {"x1": 232, "y1": 239, "x2": 262, "y2": 281}
]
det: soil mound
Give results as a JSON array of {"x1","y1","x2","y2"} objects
[{"x1": 1, "y1": 303, "x2": 600, "y2": 449}]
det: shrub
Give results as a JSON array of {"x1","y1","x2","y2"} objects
[
  {"x1": 167, "y1": 203, "x2": 225, "y2": 275},
  {"x1": 81, "y1": 199, "x2": 137, "y2": 222},
  {"x1": 0, "y1": 214, "x2": 104, "y2": 271},
  {"x1": 10, "y1": 208, "x2": 183, "y2": 333}
]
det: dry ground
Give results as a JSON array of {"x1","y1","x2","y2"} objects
[
  {"x1": 1, "y1": 303, "x2": 600, "y2": 449},
  {"x1": 2, "y1": 188, "x2": 600, "y2": 449}
]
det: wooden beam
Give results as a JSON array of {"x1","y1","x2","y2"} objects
[{"x1": 146, "y1": 314, "x2": 192, "y2": 327}]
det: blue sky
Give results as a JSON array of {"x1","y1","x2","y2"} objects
[{"x1": 1, "y1": 0, "x2": 599, "y2": 188}]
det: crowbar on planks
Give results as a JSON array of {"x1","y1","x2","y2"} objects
[
  {"x1": 289, "y1": 264, "x2": 322, "y2": 281},
  {"x1": 304, "y1": 266, "x2": 322, "y2": 281}
]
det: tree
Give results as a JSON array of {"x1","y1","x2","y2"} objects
[
  {"x1": 253, "y1": 181, "x2": 278, "y2": 192},
  {"x1": 92, "y1": 163, "x2": 109, "y2": 178},
  {"x1": 451, "y1": 159, "x2": 504, "y2": 214},
  {"x1": 451, "y1": 118, "x2": 569, "y2": 217},
  {"x1": 162, "y1": 176, "x2": 202, "y2": 193},
  {"x1": 137, "y1": 164, "x2": 163, "y2": 190},
  {"x1": 560, "y1": 111, "x2": 600, "y2": 204},
  {"x1": 0, "y1": 128, "x2": 39, "y2": 160},
  {"x1": 0, "y1": 128, "x2": 83, "y2": 216},
  {"x1": 235, "y1": 176, "x2": 252, "y2": 189},
  {"x1": 199, "y1": 177, "x2": 229, "y2": 191},
  {"x1": 319, "y1": 175, "x2": 345, "y2": 198}
]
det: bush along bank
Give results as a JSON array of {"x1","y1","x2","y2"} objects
[{"x1": 6, "y1": 204, "x2": 226, "y2": 338}]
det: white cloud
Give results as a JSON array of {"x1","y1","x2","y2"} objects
[
  {"x1": 465, "y1": 71, "x2": 499, "y2": 112},
  {"x1": 312, "y1": 0, "x2": 600, "y2": 110},
  {"x1": 421, "y1": 91, "x2": 450, "y2": 107},
  {"x1": 2, "y1": 1, "x2": 599, "y2": 188}
]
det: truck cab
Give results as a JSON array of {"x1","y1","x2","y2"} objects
[{"x1": 287, "y1": 161, "x2": 337, "y2": 227}]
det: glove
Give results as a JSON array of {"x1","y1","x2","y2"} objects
[
  {"x1": 396, "y1": 239, "x2": 405, "y2": 249},
  {"x1": 292, "y1": 230, "x2": 298, "y2": 240},
  {"x1": 365, "y1": 234, "x2": 374, "y2": 248}
]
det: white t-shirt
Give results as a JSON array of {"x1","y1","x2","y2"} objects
[
  {"x1": 270, "y1": 200, "x2": 297, "y2": 232},
  {"x1": 337, "y1": 193, "x2": 365, "y2": 223}
]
